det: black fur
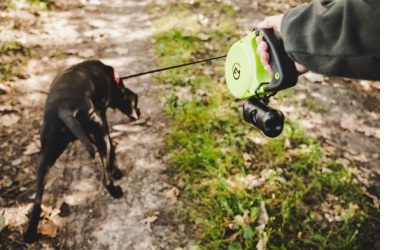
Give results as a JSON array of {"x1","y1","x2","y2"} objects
[{"x1": 24, "y1": 60, "x2": 140, "y2": 243}]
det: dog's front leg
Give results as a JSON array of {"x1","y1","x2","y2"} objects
[
  {"x1": 89, "y1": 112, "x2": 123, "y2": 199},
  {"x1": 100, "y1": 113, "x2": 123, "y2": 180}
]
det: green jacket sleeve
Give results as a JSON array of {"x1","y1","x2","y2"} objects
[{"x1": 280, "y1": 0, "x2": 380, "y2": 80}]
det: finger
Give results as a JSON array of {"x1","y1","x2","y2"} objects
[
  {"x1": 256, "y1": 36, "x2": 263, "y2": 45},
  {"x1": 257, "y1": 41, "x2": 267, "y2": 56},
  {"x1": 261, "y1": 51, "x2": 269, "y2": 66},
  {"x1": 264, "y1": 65, "x2": 272, "y2": 75}
]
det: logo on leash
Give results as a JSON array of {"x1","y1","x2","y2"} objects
[{"x1": 232, "y1": 63, "x2": 241, "y2": 80}]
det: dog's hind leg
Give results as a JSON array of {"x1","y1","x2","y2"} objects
[
  {"x1": 59, "y1": 107, "x2": 96, "y2": 159},
  {"x1": 24, "y1": 135, "x2": 69, "y2": 243}
]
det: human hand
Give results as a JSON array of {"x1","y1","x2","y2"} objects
[{"x1": 256, "y1": 15, "x2": 308, "y2": 75}]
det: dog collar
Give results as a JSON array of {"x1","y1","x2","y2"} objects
[{"x1": 114, "y1": 71, "x2": 121, "y2": 85}]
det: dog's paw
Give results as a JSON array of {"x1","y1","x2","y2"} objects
[
  {"x1": 24, "y1": 230, "x2": 40, "y2": 244},
  {"x1": 108, "y1": 185, "x2": 123, "y2": 199},
  {"x1": 111, "y1": 168, "x2": 124, "y2": 180}
]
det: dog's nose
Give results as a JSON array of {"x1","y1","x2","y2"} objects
[{"x1": 129, "y1": 108, "x2": 140, "y2": 121}]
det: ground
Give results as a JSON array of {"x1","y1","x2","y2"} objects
[{"x1": 0, "y1": 0, "x2": 379, "y2": 249}]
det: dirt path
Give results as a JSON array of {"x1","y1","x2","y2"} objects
[{"x1": 1, "y1": 0, "x2": 184, "y2": 249}]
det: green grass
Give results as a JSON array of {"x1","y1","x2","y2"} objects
[
  {"x1": 0, "y1": 41, "x2": 31, "y2": 82},
  {"x1": 6, "y1": 0, "x2": 54, "y2": 10},
  {"x1": 152, "y1": 1, "x2": 379, "y2": 249}
]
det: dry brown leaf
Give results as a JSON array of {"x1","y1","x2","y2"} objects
[
  {"x1": 356, "y1": 125, "x2": 380, "y2": 138},
  {"x1": 366, "y1": 192, "x2": 380, "y2": 208},
  {"x1": 0, "y1": 104, "x2": 13, "y2": 112},
  {"x1": 0, "y1": 113, "x2": 20, "y2": 127},
  {"x1": 140, "y1": 215, "x2": 158, "y2": 233},
  {"x1": 11, "y1": 159, "x2": 22, "y2": 166},
  {"x1": 343, "y1": 152, "x2": 369, "y2": 162},
  {"x1": 140, "y1": 216, "x2": 158, "y2": 224},
  {"x1": 37, "y1": 219, "x2": 58, "y2": 238},
  {"x1": 165, "y1": 187, "x2": 180, "y2": 202},
  {"x1": 258, "y1": 201, "x2": 269, "y2": 226},
  {"x1": 23, "y1": 141, "x2": 41, "y2": 155},
  {"x1": 242, "y1": 153, "x2": 252, "y2": 167},
  {"x1": 234, "y1": 215, "x2": 245, "y2": 224},
  {"x1": 1, "y1": 204, "x2": 32, "y2": 229},
  {"x1": 256, "y1": 232, "x2": 268, "y2": 250},
  {"x1": 0, "y1": 176, "x2": 13, "y2": 188}
]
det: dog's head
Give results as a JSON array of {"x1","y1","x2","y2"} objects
[{"x1": 110, "y1": 71, "x2": 141, "y2": 121}]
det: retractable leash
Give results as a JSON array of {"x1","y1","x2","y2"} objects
[
  {"x1": 119, "y1": 55, "x2": 227, "y2": 80},
  {"x1": 224, "y1": 28, "x2": 298, "y2": 137},
  {"x1": 120, "y1": 28, "x2": 298, "y2": 138}
]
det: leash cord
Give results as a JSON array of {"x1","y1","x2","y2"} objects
[{"x1": 120, "y1": 55, "x2": 227, "y2": 80}]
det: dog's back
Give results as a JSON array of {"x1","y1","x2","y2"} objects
[{"x1": 45, "y1": 60, "x2": 114, "y2": 111}]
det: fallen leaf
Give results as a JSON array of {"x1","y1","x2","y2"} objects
[
  {"x1": 359, "y1": 80, "x2": 372, "y2": 91},
  {"x1": 356, "y1": 125, "x2": 380, "y2": 138},
  {"x1": 366, "y1": 192, "x2": 380, "y2": 208},
  {"x1": 256, "y1": 232, "x2": 268, "y2": 250},
  {"x1": 0, "y1": 104, "x2": 13, "y2": 112},
  {"x1": 140, "y1": 215, "x2": 158, "y2": 233},
  {"x1": 258, "y1": 201, "x2": 269, "y2": 226},
  {"x1": 242, "y1": 153, "x2": 252, "y2": 167},
  {"x1": 197, "y1": 33, "x2": 210, "y2": 41},
  {"x1": 234, "y1": 215, "x2": 244, "y2": 224},
  {"x1": 23, "y1": 141, "x2": 41, "y2": 155},
  {"x1": 11, "y1": 159, "x2": 22, "y2": 166},
  {"x1": 140, "y1": 215, "x2": 158, "y2": 224},
  {"x1": 37, "y1": 219, "x2": 58, "y2": 238},
  {"x1": 0, "y1": 113, "x2": 20, "y2": 127},
  {"x1": 245, "y1": 174, "x2": 262, "y2": 190},
  {"x1": 0, "y1": 176, "x2": 13, "y2": 188},
  {"x1": 165, "y1": 187, "x2": 180, "y2": 202},
  {"x1": 41, "y1": 205, "x2": 61, "y2": 220},
  {"x1": 343, "y1": 152, "x2": 369, "y2": 162},
  {"x1": 1, "y1": 204, "x2": 32, "y2": 229}
]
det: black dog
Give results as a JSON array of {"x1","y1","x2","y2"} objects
[{"x1": 24, "y1": 60, "x2": 140, "y2": 243}]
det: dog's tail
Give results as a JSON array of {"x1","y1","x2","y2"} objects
[{"x1": 58, "y1": 108, "x2": 96, "y2": 158}]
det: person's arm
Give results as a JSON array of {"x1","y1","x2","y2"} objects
[{"x1": 257, "y1": 0, "x2": 380, "y2": 81}]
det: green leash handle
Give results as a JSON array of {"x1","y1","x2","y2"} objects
[
  {"x1": 225, "y1": 29, "x2": 299, "y2": 137},
  {"x1": 225, "y1": 29, "x2": 298, "y2": 99},
  {"x1": 255, "y1": 28, "x2": 298, "y2": 92}
]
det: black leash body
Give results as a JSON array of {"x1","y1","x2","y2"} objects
[{"x1": 120, "y1": 55, "x2": 227, "y2": 80}]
